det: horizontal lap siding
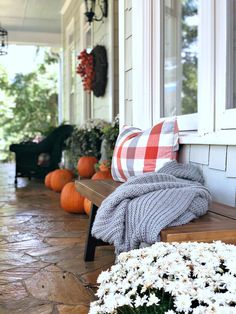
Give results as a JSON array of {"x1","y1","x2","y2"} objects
[
  {"x1": 86, "y1": 0, "x2": 119, "y2": 121},
  {"x1": 62, "y1": 0, "x2": 119, "y2": 124}
]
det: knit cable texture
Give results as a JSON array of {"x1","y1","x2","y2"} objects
[{"x1": 92, "y1": 161, "x2": 212, "y2": 254}]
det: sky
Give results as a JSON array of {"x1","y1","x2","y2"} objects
[{"x1": 0, "y1": 45, "x2": 46, "y2": 80}]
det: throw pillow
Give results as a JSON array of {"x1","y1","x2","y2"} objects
[
  {"x1": 111, "y1": 118, "x2": 179, "y2": 182},
  {"x1": 38, "y1": 153, "x2": 50, "y2": 167}
]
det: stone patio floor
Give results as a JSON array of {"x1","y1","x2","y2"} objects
[{"x1": 0, "y1": 163, "x2": 115, "y2": 314}]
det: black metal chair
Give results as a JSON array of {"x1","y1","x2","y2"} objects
[{"x1": 10, "y1": 124, "x2": 73, "y2": 185}]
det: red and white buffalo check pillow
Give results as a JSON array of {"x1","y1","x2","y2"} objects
[{"x1": 111, "y1": 118, "x2": 179, "y2": 182}]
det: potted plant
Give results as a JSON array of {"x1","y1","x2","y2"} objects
[
  {"x1": 89, "y1": 241, "x2": 236, "y2": 314},
  {"x1": 100, "y1": 115, "x2": 119, "y2": 162},
  {"x1": 64, "y1": 119, "x2": 109, "y2": 174}
]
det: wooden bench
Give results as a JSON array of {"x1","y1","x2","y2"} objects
[{"x1": 75, "y1": 179, "x2": 236, "y2": 261}]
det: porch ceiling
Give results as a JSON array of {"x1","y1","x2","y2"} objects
[{"x1": 0, "y1": 0, "x2": 65, "y2": 47}]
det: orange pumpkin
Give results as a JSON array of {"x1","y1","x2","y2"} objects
[
  {"x1": 99, "y1": 160, "x2": 111, "y2": 172},
  {"x1": 45, "y1": 171, "x2": 54, "y2": 189},
  {"x1": 84, "y1": 198, "x2": 92, "y2": 216},
  {"x1": 92, "y1": 170, "x2": 112, "y2": 180},
  {"x1": 77, "y1": 156, "x2": 98, "y2": 178},
  {"x1": 61, "y1": 182, "x2": 85, "y2": 213},
  {"x1": 51, "y1": 169, "x2": 74, "y2": 192}
]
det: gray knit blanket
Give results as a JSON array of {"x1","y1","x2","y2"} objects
[{"x1": 92, "y1": 161, "x2": 212, "y2": 254}]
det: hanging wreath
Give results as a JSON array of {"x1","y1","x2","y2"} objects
[
  {"x1": 76, "y1": 45, "x2": 108, "y2": 97},
  {"x1": 92, "y1": 45, "x2": 108, "y2": 97},
  {"x1": 76, "y1": 49, "x2": 95, "y2": 92}
]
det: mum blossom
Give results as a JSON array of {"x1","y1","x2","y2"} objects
[{"x1": 89, "y1": 241, "x2": 236, "y2": 314}]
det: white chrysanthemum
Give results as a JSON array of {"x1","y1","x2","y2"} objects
[
  {"x1": 174, "y1": 294, "x2": 192, "y2": 313},
  {"x1": 89, "y1": 301, "x2": 104, "y2": 314},
  {"x1": 192, "y1": 305, "x2": 208, "y2": 314},
  {"x1": 97, "y1": 270, "x2": 111, "y2": 284},
  {"x1": 89, "y1": 241, "x2": 236, "y2": 314},
  {"x1": 134, "y1": 295, "x2": 148, "y2": 308},
  {"x1": 115, "y1": 293, "x2": 132, "y2": 308},
  {"x1": 146, "y1": 293, "x2": 160, "y2": 306}
]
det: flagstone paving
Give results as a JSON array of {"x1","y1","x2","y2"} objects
[{"x1": 0, "y1": 163, "x2": 115, "y2": 313}]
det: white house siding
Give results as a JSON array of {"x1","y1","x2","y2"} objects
[
  {"x1": 62, "y1": 0, "x2": 119, "y2": 125},
  {"x1": 179, "y1": 145, "x2": 236, "y2": 207},
  {"x1": 62, "y1": 0, "x2": 82, "y2": 125},
  {"x1": 92, "y1": 0, "x2": 119, "y2": 121}
]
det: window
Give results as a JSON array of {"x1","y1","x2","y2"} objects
[
  {"x1": 123, "y1": 0, "x2": 236, "y2": 142},
  {"x1": 163, "y1": 0, "x2": 199, "y2": 117},
  {"x1": 216, "y1": 0, "x2": 236, "y2": 131},
  {"x1": 226, "y1": 0, "x2": 236, "y2": 110}
]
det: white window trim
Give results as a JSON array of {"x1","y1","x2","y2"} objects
[
  {"x1": 65, "y1": 17, "x2": 75, "y2": 123},
  {"x1": 119, "y1": 0, "x2": 125, "y2": 128},
  {"x1": 197, "y1": 0, "x2": 215, "y2": 135},
  {"x1": 215, "y1": 0, "x2": 236, "y2": 131},
  {"x1": 79, "y1": 3, "x2": 94, "y2": 121},
  {"x1": 132, "y1": 0, "x2": 153, "y2": 129},
  {"x1": 121, "y1": 0, "x2": 214, "y2": 132}
]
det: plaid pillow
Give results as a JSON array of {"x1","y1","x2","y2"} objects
[{"x1": 111, "y1": 118, "x2": 179, "y2": 182}]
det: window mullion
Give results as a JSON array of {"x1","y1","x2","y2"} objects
[{"x1": 198, "y1": 0, "x2": 215, "y2": 135}]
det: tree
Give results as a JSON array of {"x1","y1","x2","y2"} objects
[{"x1": 0, "y1": 48, "x2": 59, "y2": 161}]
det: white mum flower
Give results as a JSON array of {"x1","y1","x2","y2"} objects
[
  {"x1": 146, "y1": 293, "x2": 160, "y2": 306},
  {"x1": 192, "y1": 305, "x2": 208, "y2": 314},
  {"x1": 174, "y1": 294, "x2": 192, "y2": 313},
  {"x1": 134, "y1": 295, "x2": 148, "y2": 307},
  {"x1": 116, "y1": 293, "x2": 132, "y2": 308},
  {"x1": 89, "y1": 301, "x2": 103, "y2": 314},
  {"x1": 91, "y1": 242, "x2": 236, "y2": 313},
  {"x1": 97, "y1": 270, "x2": 111, "y2": 284}
]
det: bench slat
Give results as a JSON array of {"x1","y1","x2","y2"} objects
[
  {"x1": 75, "y1": 179, "x2": 121, "y2": 207},
  {"x1": 209, "y1": 202, "x2": 236, "y2": 220},
  {"x1": 160, "y1": 228, "x2": 236, "y2": 243}
]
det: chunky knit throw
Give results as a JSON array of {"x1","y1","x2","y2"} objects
[{"x1": 92, "y1": 161, "x2": 212, "y2": 254}]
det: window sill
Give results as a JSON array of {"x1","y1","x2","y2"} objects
[{"x1": 179, "y1": 130, "x2": 236, "y2": 146}]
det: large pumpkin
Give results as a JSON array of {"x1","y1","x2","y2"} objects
[
  {"x1": 51, "y1": 169, "x2": 74, "y2": 192},
  {"x1": 61, "y1": 182, "x2": 85, "y2": 213},
  {"x1": 92, "y1": 170, "x2": 112, "y2": 180},
  {"x1": 77, "y1": 156, "x2": 98, "y2": 178},
  {"x1": 45, "y1": 171, "x2": 54, "y2": 189},
  {"x1": 84, "y1": 198, "x2": 92, "y2": 216}
]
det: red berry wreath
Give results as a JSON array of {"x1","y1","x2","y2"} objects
[
  {"x1": 76, "y1": 49, "x2": 95, "y2": 92},
  {"x1": 76, "y1": 46, "x2": 108, "y2": 97}
]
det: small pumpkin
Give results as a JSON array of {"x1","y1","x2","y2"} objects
[
  {"x1": 99, "y1": 160, "x2": 111, "y2": 172},
  {"x1": 77, "y1": 156, "x2": 98, "y2": 178},
  {"x1": 45, "y1": 171, "x2": 54, "y2": 189},
  {"x1": 84, "y1": 198, "x2": 92, "y2": 216},
  {"x1": 92, "y1": 170, "x2": 112, "y2": 180},
  {"x1": 61, "y1": 182, "x2": 85, "y2": 213},
  {"x1": 51, "y1": 169, "x2": 74, "y2": 192}
]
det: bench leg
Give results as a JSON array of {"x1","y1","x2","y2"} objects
[{"x1": 84, "y1": 204, "x2": 99, "y2": 261}]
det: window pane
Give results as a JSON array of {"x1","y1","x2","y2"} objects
[
  {"x1": 226, "y1": 0, "x2": 236, "y2": 109},
  {"x1": 163, "y1": 0, "x2": 199, "y2": 117}
]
